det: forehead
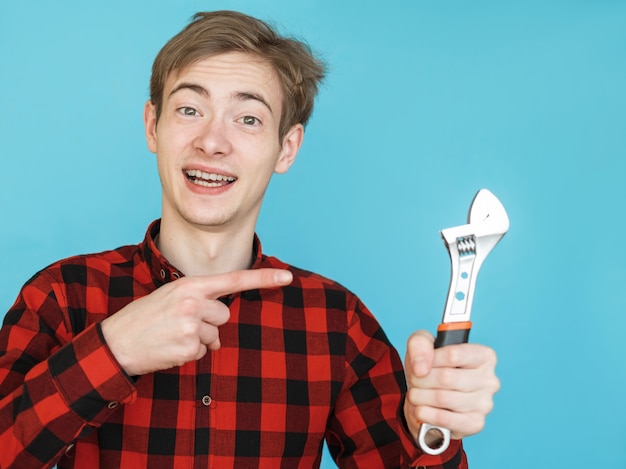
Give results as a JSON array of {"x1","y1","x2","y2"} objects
[{"x1": 165, "y1": 52, "x2": 284, "y2": 105}]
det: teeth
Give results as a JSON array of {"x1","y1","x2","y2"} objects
[{"x1": 185, "y1": 169, "x2": 236, "y2": 186}]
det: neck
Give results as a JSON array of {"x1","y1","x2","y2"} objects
[{"x1": 156, "y1": 218, "x2": 256, "y2": 276}]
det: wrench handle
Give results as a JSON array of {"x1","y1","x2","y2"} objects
[
  {"x1": 434, "y1": 321, "x2": 472, "y2": 348},
  {"x1": 417, "y1": 321, "x2": 472, "y2": 455}
]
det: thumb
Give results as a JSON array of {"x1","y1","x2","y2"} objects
[{"x1": 405, "y1": 330, "x2": 435, "y2": 378}]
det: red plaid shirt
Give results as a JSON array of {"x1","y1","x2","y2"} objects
[{"x1": 0, "y1": 220, "x2": 467, "y2": 468}]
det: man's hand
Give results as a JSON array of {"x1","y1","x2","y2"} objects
[
  {"x1": 101, "y1": 268, "x2": 293, "y2": 376},
  {"x1": 403, "y1": 330, "x2": 500, "y2": 443}
]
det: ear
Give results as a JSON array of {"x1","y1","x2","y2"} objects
[
  {"x1": 144, "y1": 100, "x2": 158, "y2": 154},
  {"x1": 274, "y1": 124, "x2": 304, "y2": 174}
]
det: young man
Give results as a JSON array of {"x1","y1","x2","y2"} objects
[{"x1": 0, "y1": 11, "x2": 499, "y2": 468}]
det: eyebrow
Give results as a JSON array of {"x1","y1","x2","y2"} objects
[
  {"x1": 234, "y1": 91, "x2": 273, "y2": 115},
  {"x1": 169, "y1": 82, "x2": 209, "y2": 98},
  {"x1": 168, "y1": 82, "x2": 273, "y2": 115}
]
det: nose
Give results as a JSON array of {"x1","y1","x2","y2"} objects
[{"x1": 193, "y1": 117, "x2": 232, "y2": 157}]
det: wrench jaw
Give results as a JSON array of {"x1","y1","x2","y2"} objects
[{"x1": 439, "y1": 189, "x2": 509, "y2": 326}]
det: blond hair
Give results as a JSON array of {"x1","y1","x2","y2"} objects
[{"x1": 150, "y1": 11, "x2": 326, "y2": 139}]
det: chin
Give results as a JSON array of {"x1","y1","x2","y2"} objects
[{"x1": 184, "y1": 213, "x2": 234, "y2": 229}]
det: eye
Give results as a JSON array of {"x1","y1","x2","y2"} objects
[
  {"x1": 240, "y1": 115, "x2": 260, "y2": 126},
  {"x1": 178, "y1": 106, "x2": 199, "y2": 116}
]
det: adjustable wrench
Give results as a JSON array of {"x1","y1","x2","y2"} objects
[{"x1": 417, "y1": 189, "x2": 509, "y2": 455}]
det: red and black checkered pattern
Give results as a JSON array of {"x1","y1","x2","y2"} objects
[{"x1": 0, "y1": 220, "x2": 466, "y2": 468}]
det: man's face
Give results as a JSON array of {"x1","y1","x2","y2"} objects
[{"x1": 144, "y1": 52, "x2": 303, "y2": 233}]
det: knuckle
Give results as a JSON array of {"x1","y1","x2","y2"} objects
[
  {"x1": 195, "y1": 344, "x2": 209, "y2": 360},
  {"x1": 406, "y1": 387, "x2": 419, "y2": 404},
  {"x1": 434, "y1": 409, "x2": 454, "y2": 429},
  {"x1": 224, "y1": 270, "x2": 244, "y2": 288},
  {"x1": 173, "y1": 276, "x2": 195, "y2": 291},
  {"x1": 206, "y1": 325, "x2": 219, "y2": 340},
  {"x1": 474, "y1": 394, "x2": 494, "y2": 415},
  {"x1": 179, "y1": 320, "x2": 200, "y2": 337},
  {"x1": 484, "y1": 346, "x2": 498, "y2": 366},
  {"x1": 483, "y1": 398, "x2": 495, "y2": 414},
  {"x1": 471, "y1": 391, "x2": 495, "y2": 417},
  {"x1": 433, "y1": 390, "x2": 454, "y2": 410},
  {"x1": 490, "y1": 375, "x2": 501, "y2": 393},
  {"x1": 437, "y1": 368, "x2": 456, "y2": 390},
  {"x1": 208, "y1": 300, "x2": 230, "y2": 324},
  {"x1": 444, "y1": 346, "x2": 462, "y2": 366},
  {"x1": 413, "y1": 405, "x2": 431, "y2": 424},
  {"x1": 468, "y1": 415, "x2": 486, "y2": 435},
  {"x1": 176, "y1": 342, "x2": 200, "y2": 364},
  {"x1": 179, "y1": 296, "x2": 201, "y2": 316}
]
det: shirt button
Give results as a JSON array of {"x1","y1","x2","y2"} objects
[
  {"x1": 107, "y1": 401, "x2": 119, "y2": 409},
  {"x1": 201, "y1": 395, "x2": 212, "y2": 406}
]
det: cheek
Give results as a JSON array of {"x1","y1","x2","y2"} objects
[
  {"x1": 155, "y1": 142, "x2": 181, "y2": 179},
  {"x1": 155, "y1": 130, "x2": 186, "y2": 164}
]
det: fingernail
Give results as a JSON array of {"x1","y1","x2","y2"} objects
[{"x1": 276, "y1": 270, "x2": 293, "y2": 283}]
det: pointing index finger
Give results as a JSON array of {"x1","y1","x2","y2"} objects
[{"x1": 200, "y1": 268, "x2": 293, "y2": 299}]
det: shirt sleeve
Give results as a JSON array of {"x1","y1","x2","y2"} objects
[
  {"x1": 324, "y1": 295, "x2": 468, "y2": 469},
  {"x1": 0, "y1": 270, "x2": 137, "y2": 469}
]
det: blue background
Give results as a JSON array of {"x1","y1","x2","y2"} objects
[{"x1": 1, "y1": 1, "x2": 625, "y2": 467}]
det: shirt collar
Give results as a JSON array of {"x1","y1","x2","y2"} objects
[{"x1": 141, "y1": 219, "x2": 264, "y2": 286}]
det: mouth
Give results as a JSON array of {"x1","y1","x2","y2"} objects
[{"x1": 184, "y1": 169, "x2": 237, "y2": 188}]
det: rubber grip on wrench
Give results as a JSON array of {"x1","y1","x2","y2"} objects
[{"x1": 434, "y1": 321, "x2": 472, "y2": 348}]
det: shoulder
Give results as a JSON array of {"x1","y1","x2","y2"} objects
[
  {"x1": 24, "y1": 243, "x2": 141, "y2": 289},
  {"x1": 261, "y1": 253, "x2": 352, "y2": 289},
  {"x1": 260, "y1": 254, "x2": 362, "y2": 312}
]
